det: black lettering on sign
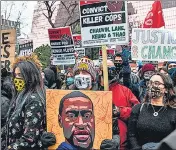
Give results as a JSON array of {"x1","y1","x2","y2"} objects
[
  {"x1": 2, "y1": 32, "x2": 10, "y2": 44},
  {"x1": 3, "y1": 44, "x2": 10, "y2": 58}
]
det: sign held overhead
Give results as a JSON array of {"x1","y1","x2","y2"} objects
[{"x1": 80, "y1": 1, "x2": 129, "y2": 47}]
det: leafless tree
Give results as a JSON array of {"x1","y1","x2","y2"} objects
[
  {"x1": 1, "y1": 1, "x2": 28, "y2": 37},
  {"x1": 42, "y1": 1, "x2": 80, "y2": 33},
  {"x1": 42, "y1": 1, "x2": 57, "y2": 28}
]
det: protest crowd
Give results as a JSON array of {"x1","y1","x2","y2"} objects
[{"x1": 1, "y1": 1, "x2": 176, "y2": 150}]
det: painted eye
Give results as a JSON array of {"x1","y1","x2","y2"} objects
[
  {"x1": 84, "y1": 113, "x2": 91, "y2": 119},
  {"x1": 68, "y1": 113, "x2": 75, "y2": 119}
]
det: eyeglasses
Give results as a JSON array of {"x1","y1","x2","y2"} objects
[
  {"x1": 168, "y1": 64, "x2": 176, "y2": 69},
  {"x1": 147, "y1": 80, "x2": 165, "y2": 88}
]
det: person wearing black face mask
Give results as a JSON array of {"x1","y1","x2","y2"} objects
[
  {"x1": 128, "y1": 73, "x2": 176, "y2": 150},
  {"x1": 113, "y1": 50, "x2": 140, "y2": 100}
]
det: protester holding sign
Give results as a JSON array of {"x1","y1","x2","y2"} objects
[{"x1": 128, "y1": 73, "x2": 176, "y2": 150}]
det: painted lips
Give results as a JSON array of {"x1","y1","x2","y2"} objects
[{"x1": 73, "y1": 130, "x2": 90, "y2": 142}]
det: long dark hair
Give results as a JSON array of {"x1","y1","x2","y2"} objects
[
  {"x1": 13, "y1": 61, "x2": 42, "y2": 92},
  {"x1": 144, "y1": 72, "x2": 176, "y2": 107}
]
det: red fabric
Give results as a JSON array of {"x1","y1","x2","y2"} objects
[
  {"x1": 118, "y1": 119, "x2": 127, "y2": 150},
  {"x1": 110, "y1": 83, "x2": 140, "y2": 121},
  {"x1": 143, "y1": 0, "x2": 165, "y2": 28},
  {"x1": 141, "y1": 63, "x2": 155, "y2": 74}
]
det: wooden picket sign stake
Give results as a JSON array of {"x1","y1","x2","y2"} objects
[{"x1": 102, "y1": 45, "x2": 109, "y2": 91}]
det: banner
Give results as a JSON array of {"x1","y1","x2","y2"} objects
[
  {"x1": 46, "y1": 90, "x2": 112, "y2": 150},
  {"x1": 1, "y1": 29, "x2": 16, "y2": 71},
  {"x1": 80, "y1": 1, "x2": 129, "y2": 46},
  {"x1": 48, "y1": 27, "x2": 75, "y2": 65},
  {"x1": 19, "y1": 41, "x2": 33, "y2": 56},
  {"x1": 131, "y1": 28, "x2": 176, "y2": 61},
  {"x1": 73, "y1": 34, "x2": 85, "y2": 59}
]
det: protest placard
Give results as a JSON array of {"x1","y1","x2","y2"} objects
[
  {"x1": 131, "y1": 28, "x2": 176, "y2": 61},
  {"x1": 1, "y1": 29, "x2": 16, "y2": 71},
  {"x1": 46, "y1": 90, "x2": 112, "y2": 150},
  {"x1": 19, "y1": 41, "x2": 33, "y2": 56},
  {"x1": 80, "y1": 1, "x2": 129, "y2": 47},
  {"x1": 73, "y1": 34, "x2": 85, "y2": 59},
  {"x1": 99, "y1": 49, "x2": 115, "y2": 61},
  {"x1": 48, "y1": 27, "x2": 75, "y2": 65}
]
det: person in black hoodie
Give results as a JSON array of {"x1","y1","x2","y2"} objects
[{"x1": 43, "y1": 68, "x2": 57, "y2": 89}]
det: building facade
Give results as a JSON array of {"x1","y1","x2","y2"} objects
[
  {"x1": 29, "y1": 1, "x2": 60, "y2": 49},
  {"x1": 30, "y1": 1, "x2": 176, "y2": 59}
]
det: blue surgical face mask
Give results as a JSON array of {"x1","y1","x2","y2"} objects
[{"x1": 66, "y1": 77, "x2": 74, "y2": 86}]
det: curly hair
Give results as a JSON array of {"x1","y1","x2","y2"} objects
[{"x1": 12, "y1": 54, "x2": 42, "y2": 71}]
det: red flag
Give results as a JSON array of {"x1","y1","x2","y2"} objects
[{"x1": 143, "y1": 1, "x2": 165, "y2": 28}]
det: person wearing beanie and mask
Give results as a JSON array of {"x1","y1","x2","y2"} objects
[
  {"x1": 72, "y1": 57, "x2": 98, "y2": 91},
  {"x1": 128, "y1": 73, "x2": 176, "y2": 150},
  {"x1": 166, "y1": 62, "x2": 176, "y2": 87},
  {"x1": 99, "y1": 60, "x2": 139, "y2": 150},
  {"x1": 1, "y1": 55, "x2": 56, "y2": 150},
  {"x1": 138, "y1": 63, "x2": 155, "y2": 102}
]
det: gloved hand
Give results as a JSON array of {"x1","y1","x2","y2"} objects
[
  {"x1": 100, "y1": 134, "x2": 120, "y2": 150},
  {"x1": 121, "y1": 49, "x2": 131, "y2": 74},
  {"x1": 121, "y1": 49, "x2": 130, "y2": 66},
  {"x1": 40, "y1": 132, "x2": 56, "y2": 148}
]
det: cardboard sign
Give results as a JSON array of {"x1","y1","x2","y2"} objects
[
  {"x1": 131, "y1": 28, "x2": 176, "y2": 61},
  {"x1": 73, "y1": 34, "x2": 85, "y2": 59},
  {"x1": 80, "y1": 1, "x2": 129, "y2": 46},
  {"x1": 48, "y1": 27, "x2": 75, "y2": 65},
  {"x1": 19, "y1": 41, "x2": 33, "y2": 56},
  {"x1": 1, "y1": 29, "x2": 16, "y2": 71},
  {"x1": 46, "y1": 90, "x2": 112, "y2": 150}
]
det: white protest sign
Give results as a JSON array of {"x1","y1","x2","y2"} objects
[
  {"x1": 80, "y1": 1, "x2": 129, "y2": 47},
  {"x1": 131, "y1": 28, "x2": 176, "y2": 61}
]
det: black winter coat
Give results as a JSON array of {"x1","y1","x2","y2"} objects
[{"x1": 2, "y1": 91, "x2": 46, "y2": 150}]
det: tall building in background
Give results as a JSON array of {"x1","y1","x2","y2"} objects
[
  {"x1": 29, "y1": 1, "x2": 60, "y2": 49},
  {"x1": 30, "y1": 1, "x2": 176, "y2": 51}
]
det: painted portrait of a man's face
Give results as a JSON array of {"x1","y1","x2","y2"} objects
[
  {"x1": 58, "y1": 92, "x2": 95, "y2": 149},
  {"x1": 46, "y1": 90, "x2": 112, "y2": 150}
]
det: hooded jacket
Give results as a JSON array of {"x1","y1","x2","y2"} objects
[{"x1": 43, "y1": 68, "x2": 57, "y2": 89}]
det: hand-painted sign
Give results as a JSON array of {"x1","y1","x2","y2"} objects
[
  {"x1": 1, "y1": 29, "x2": 16, "y2": 71},
  {"x1": 131, "y1": 28, "x2": 176, "y2": 61},
  {"x1": 73, "y1": 34, "x2": 85, "y2": 59},
  {"x1": 46, "y1": 90, "x2": 112, "y2": 150},
  {"x1": 80, "y1": 1, "x2": 129, "y2": 46},
  {"x1": 48, "y1": 27, "x2": 75, "y2": 65},
  {"x1": 99, "y1": 49, "x2": 115, "y2": 61}
]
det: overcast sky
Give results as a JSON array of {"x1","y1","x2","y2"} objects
[{"x1": 1, "y1": 1, "x2": 37, "y2": 37}]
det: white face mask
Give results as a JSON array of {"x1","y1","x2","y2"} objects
[{"x1": 74, "y1": 74, "x2": 92, "y2": 90}]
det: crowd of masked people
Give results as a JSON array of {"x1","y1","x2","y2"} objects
[{"x1": 1, "y1": 50, "x2": 176, "y2": 150}]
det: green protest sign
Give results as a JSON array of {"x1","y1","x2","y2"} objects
[{"x1": 131, "y1": 28, "x2": 176, "y2": 61}]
